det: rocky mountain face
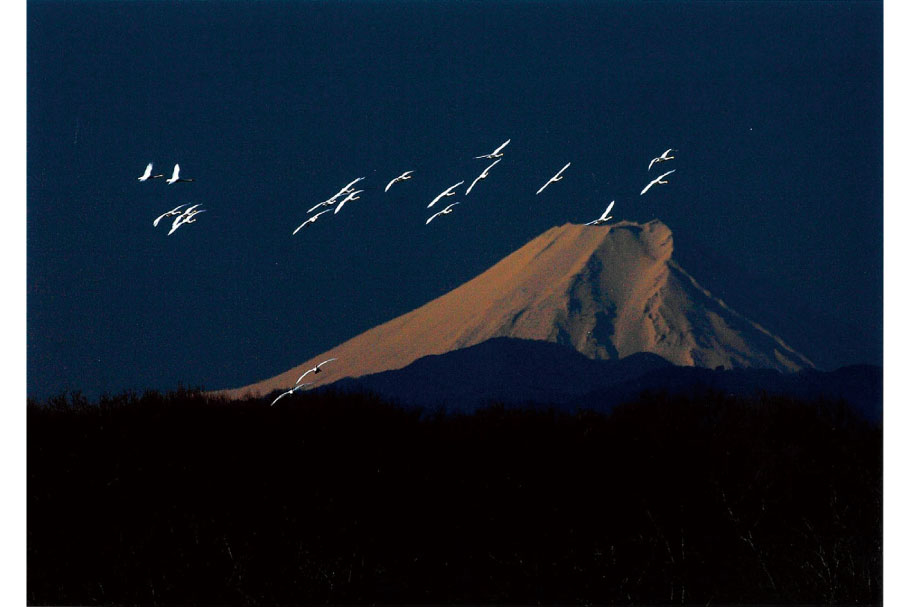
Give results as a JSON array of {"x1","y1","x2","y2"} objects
[{"x1": 221, "y1": 220, "x2": 812, "y2": 399}]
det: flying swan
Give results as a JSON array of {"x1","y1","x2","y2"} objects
[
  {"x1": 465, "y1": 159, "x2": 501, "y2": 195},
  {"x1": 640, "y1": 169, "x2": 676, "y2": 196},
  {"x1": 585, "y1": 201, "x2": 615, "y2": 226},
  {"x1": 167, "y1": 205, "x2": 206, "y2": 236},
  {"x1": 138, "y1": 163, "x2": 164, "y2": 182},
  {"x1": 385, "y1": 171, "x2": 414, "y2": 192},
  {"x1": 648, "y1": 148, "x2": 676, "y2": 171},
  {"x1": 426, "y1": 202, "x2": 460, "y2": 225},
  {"x1": 293, "y1": 209, "x2": 332, "y2": 235},
  {"x1": 476, "y1": 139, "x2": 510, "y2": 159},
  {"x1": 536, "y1": 162, "x2": 571, "y2": 195},
  {"x1": 295, "y1": 358, "x2": 338, "y2": 384},
  {"x1": 428, "y1": 181, "x2": 464, "y2": 208},
  {"x1": 166, "y1": 164, "x2": 195, "y2": 185},
  {"x1": 270, "y1": 382, "x2": 313, "y2": 407},
  {"x1": 334, "y1": 190, "x2": 364, "y2": 214},
  {"x1": 153, "y1": 204, "x2": 189, "y2": 227}
]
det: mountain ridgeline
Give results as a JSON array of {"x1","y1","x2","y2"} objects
[
  {"x1": 222, "y1": 220, "x2": 814, "y2": 399},
  {"x1": 322, "y1": 337, "x2": 882, "y2": 422}
]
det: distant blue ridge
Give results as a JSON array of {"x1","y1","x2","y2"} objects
[{"x1": 291, "y1": 337, "x2": 882, "y2": 422}]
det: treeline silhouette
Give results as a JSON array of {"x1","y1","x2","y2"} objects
[{"x1": 28, "y1": 387, "x2": 881, "y2": 605}]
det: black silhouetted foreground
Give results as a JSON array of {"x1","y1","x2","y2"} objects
[{"x1": 28, "y1": 388, "x2": 881, "y2": 605}]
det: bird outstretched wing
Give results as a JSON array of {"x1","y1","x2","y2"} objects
[
  {"x1": 427, "y1": 202, "x2": 460, "y2": 222},
  {"x1": 466, "y1": 173, "x2": 483, "y2": 195},
  {"x1": 270, "y1": 389, "x2": 292, "y2": 406},
  {"x1": 153, "y1": 204, "x2": 187, "y2": 227},
  {"x1": 167, "y1": 214, "x2": 186, "y2": 236},
  {"x1": 428, "y1": 181, "x2": 463, "y2": 208}
]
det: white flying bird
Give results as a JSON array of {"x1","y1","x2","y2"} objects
[
  {"x1": 153, "y1": 204, "x2": 189, "y2": 227},
  {"x1": 426, "y1": 202, "x2": 460, "y2": 225},
  {"x1": 384, "y1": 171, "x2": 414, "y2": 192},
  {"x1": 339, "y1": 177, "x2": 365, "y2": 194},
  {"x1": 167, "y1": 205, "x2": 206, "y2": 236},
  {"x1": 585, "y1": 201, "x2": 615, "y2": 226},
  {"x1": 536, "y1": 162, "x2": 571, "y2": 195},
  {"x1": 640, "y1": 169, "x2": 676, "y2": 196},
  {"x1": 270, "y1": 383, "x2": 313, "y2": 407},
  {"x1": 138, "y1": 163, "x2": 164, "y2": 182},
  {"x1": 465, "y1": 159, "x2": 501, "y2": 195},
  {"x1": 307, "y1": 197, "x2": 339, "y2": 214},
  {"x1": 295, "y1": 358, "x2": 338, "y2": 384},
  {"x1": 334, "y1": 189, "x2": 364, "y2": 214},
  {"x1": 309, "y1": 178, "x2": 367, "y2": 213},
  {"x1": 166, "y1": 164, "x2": 195, "y2": 185},
  {"x1": 648, "y1": 148, "x2": 677, "y2": 171},
  {"x1": 293, "y1": 209, "x2": 332, "y2": 234},
  {"x1": 428, "y1": 181, "x2": 464, "y2": 208},
  {"x1": 476, "y1": 139, "x2": 510, "y2": 159},
  {"x1": 308, "y1": 191, "x2": 349, "y2": 213}
]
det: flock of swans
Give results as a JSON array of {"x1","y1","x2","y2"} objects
[
  {"x1": 288, "y1": 139, "x2": 529, "y2": 234},
  {"x1": 641, "y1": 148, "x2": 677, "y2": 195},
  {"x1": 136, "y1": 143, "x2": 678, "y2": 403},
  {"x1": 137, "y1": 142, "x2": 679, "y2": 242},
  {"x1": 582, "y1": 148, "x2": 680, "y2": 226},
  {"x1": 139, "y1": 163, "x2": 203, "y2": 236},
  {"x1": 153, "y1": 203, "x2": 207, "y2": 236},
  {"x1": 286, "y1": 139, "x2": 677, "y2": 235}
]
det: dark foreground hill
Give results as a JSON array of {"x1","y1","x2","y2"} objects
[
  {"x1": 29, "y1": 388, "x2": 881, "y2": 605},
  {"x1": 328, "y1": 336, "x2": 673, "y2": 410},
  {"x1": 324, "y1": 337, "x2": 882, "y2": 421},
  {"x1": 572, "y1": 360, "x2": 884, "y2": 422}
]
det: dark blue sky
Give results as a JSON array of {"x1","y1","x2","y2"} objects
[{"x1": 27, "y1": 0, "x2": 883, "y2": 400}]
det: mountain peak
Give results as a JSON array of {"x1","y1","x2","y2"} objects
[
  {"x1": 528, "y1": 219, "x2": 674, "y2": 264},
  {"x1": 220, "y1": 220, "x2": 811, "y2": 399}
]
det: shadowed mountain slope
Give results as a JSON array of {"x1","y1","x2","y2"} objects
[
  {"x1": 325, "y1": 337, "x2": 673, "y2": 410},
  {"x1": 222, "y1": 221, "x2": 812, "y2": 399},
  {"x1": 571, "y1": 362, "x2": 883, "y2": 423},
  {"x1": 302, "y1": 337, "x2": 879, "y2": 421}
]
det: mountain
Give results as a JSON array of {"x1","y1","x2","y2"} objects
[
  {"x1": 326, "y1": 337, "x2": 674, "y2": 410},
  {"x1": 571, "y1": 362, "x2": 883, "y2": 423},
  {"x1": 319, "y1": 338, "x2": 881, "y2": 421},
  {"x1": 220, "y1": 220, "x2": 813, "y2": 399}
]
